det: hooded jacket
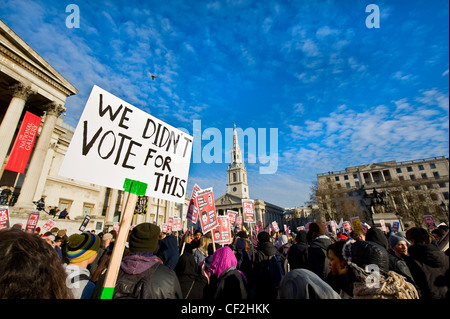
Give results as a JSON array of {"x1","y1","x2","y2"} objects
[
  {"x1": 307, "y1": 236, "x2": 331, "y2": 280},
  {"x1": 252, "y1": 240, "x2": 282, "y2": 299},
  {"x1": 234, "y1": 237, "x2": 253, "y2": 280},
  {"x1": 288, "y1": 236, "x2": 309, "y2": 270},
  {"x1": 114, "y1": 251, "x2": 182, "y2": 299},
  {"x1": 278, "y1": 268, "x2": 341, "y2": 299},
  {"x1": 405, "y1": 243, "x2": 449, "y2": 299},
  {"x1": 365, "y1": 227, "x2": 389, "y2": 250},
  {"x1": 174, "y1": 252, "x2": 207, "y2": 299},
  {"x1": 157, "y1": 235, "x2": 180, "y2": 270}
]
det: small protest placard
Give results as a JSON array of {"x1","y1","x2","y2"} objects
[
  {"x1": 172, "y1": 218, "x2": 182, "y2": 232},
  {"x1": 392, "y1": 221, "x2": 399, "y2": 232},
  {"x1": 197, "y1": 187, "x2": 218, "y2": 233},
  {"x1": 343, "y1": 221, "x2": 352, "y2": 234},
  {"x1": 379, "y1": 219, "x2": 387, "y2": 232},
  {"x1": 272, "y1": 221, "x2": 279, "y2": 232},
  {"x1": 0, "y1": 206, "x2": 10, "y2": 230},
  {"x1": 25, "y1": 211, "x2": 40, "y2": 233},
  {"x1": 330, "y1": 220, "x2": 337, "y2": 234},
  {"x1": 59, "y1": 85, "x2": 193, "y2": 203},
  {"x1": 257, "y1": 220, "x2": 263, "y2": 233},
  {"x1": 42, "y1": 219, "x2": 56, "y2": 233},
  {"x1": 236, "y1": 216, "x2": 243, "y2": 229},
  {"x1": 79, "y1": 215, "x2": 91, "y2": 232},
  {"x1": 134, "y1": 196, "x2": 148, "y2": 215},
  {"x1": 423, "y1": 215, "x2": 436, "y2": 229},
  {"x1": 242, "y1": 199, "x2": 255, "y2": 223},
  {"x1": 350, "y1": 216, "x2": 363, "y2": 234},
  {"x1": 227, "y1": 210, "x2": 238, "y2": 227},
  {"x1": 213, "y1": 216, "x2": 232, "y2": 245},
  {"x1": 186, "y1": 184, "x2": 200, "y2": 223}
]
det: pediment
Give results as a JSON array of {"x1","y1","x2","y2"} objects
[
  {"x1": 360, "y1": 162, "x2": 391, "y2": 171},
  {"x1": 0, "y1": 20, "x2": 77, "y2": 96},
  {"x1": 215, "y1": 193, "x2": 243, "y2": 206}
]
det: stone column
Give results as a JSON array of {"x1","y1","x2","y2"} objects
[
  {"x1": 0, "y1": 83, "x2": 35, "y2": 170},
  {"x1": 105, "y1": 188, "x2": 118, "y2": 226},
  {"x1": 15, "y1": 102, "x2": 65, "y2": 210}
]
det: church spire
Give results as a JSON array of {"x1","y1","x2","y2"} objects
[
  {"x1": 227, "y1": 123, "x2": 249, "y2": 199},
  {"x1": 232, "y1": 124, "x2": 243, "y2": 164}
]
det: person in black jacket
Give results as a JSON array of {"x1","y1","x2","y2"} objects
[
  {"x1": 306, "y1": 222, "x2": 332, "y2": 280},
  {"x1": 113, "y1": 223, "x2": 182, "y2": 299},
  {"x1": 365, "y1": 227, "x2": 389, "y2": 250},
  {"x1": 157, "y1": 233, "x2": 180, "y2": 270},
  {"x1": 405, "y1": 227, "x2": 449, "y2": 299},
  {"x1": 288, "y1": 230, "x2": 309, "y2": 270},
  {"x1": 251, "y1": 231, "x2": 283, "y2": 299},
  {"x1": 206, "y1": 246, "x2": 247, "y2": 299},
  {"x1": 387, "y1": 233, "x2": 416, "y2": 287},
  {"x1": 174, "y1": 252, "x2": 208, "y2": 299}
]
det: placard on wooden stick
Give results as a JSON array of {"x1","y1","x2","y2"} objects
[{"x1": 100, "y1": 178, "x2": 147, "y2": 299}]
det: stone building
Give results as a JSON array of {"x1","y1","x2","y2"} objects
[
  {"x1": 284, "y1": 205, "x2": 320, "y2": 229},
  {"x1": 316, "y1": 156, "x2": 449, "y2": 229},
  {"x1": 0, "y1": 19, "x2": 188, "y2": 234},
  {"x1": 215, "y1": 125, "x2": 284, "y2": 228}
]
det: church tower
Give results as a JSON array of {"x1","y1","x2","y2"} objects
[{"x1": 226, "y1": 124, "x2": 249, "y2": 199}]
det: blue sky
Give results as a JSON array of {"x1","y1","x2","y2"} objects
[{"x1": 1, "y1": 0, "x2": 448, "y2": 208}]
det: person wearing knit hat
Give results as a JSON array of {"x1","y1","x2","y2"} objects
[
  {"x1": 257, "y1": 231, "x2": 271, "y2": 244},
  {"x1": 113, "y1": 223, "x2": 182, "y2": 299},
  {"x1": 64, "y1": 232, "x2": 100, "y2": 299},
  {"x1": 387, "y1": 233, "x2": 416, "y2": 289}
]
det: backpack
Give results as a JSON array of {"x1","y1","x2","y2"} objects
[
  {"x1": 113, "y1": 263, "x2": 160, "y2": 299},
  {"x1": 260, "y1": 253, "x2": 285, "y2": 290}
]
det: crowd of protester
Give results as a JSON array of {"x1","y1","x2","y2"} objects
[{"x1": 0, "y1": 220, "x2": 448, "y2": 299}]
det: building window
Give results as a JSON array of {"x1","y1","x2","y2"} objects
[
  {"x1": 433, "y1": 172, "x2": 440, "y2": 178},
  {"x1": 353, "y1": 173, "x2": 358, "y2": 179},
  {"x1": 344, "y1": 175, "x2": 349, "y2": 180},
  {"x1": 335, "y1": 176, "x2": 340, "y2": 181},
  {"x1": 407, "y1": 166, "x2": 413, "y2": 172},
  {"x1": 233, "y1": 173, "x2": 237, "y2": 182},
  {"x1": 345, "y1": 182, "x2": 351, "y2": 188},
  {"x1": 83, "y1": 203, "x2": 94, "y2": 216},
  {"x1": 443, "y1": 192, "x2": 449, "y2": 200},
  {"x1": 439, "y1": 182, "x2": 447, "y2": 188},
  {"x1": 414, "y1": 185, "x2": 421, "y2": 190},
  {"x1": 430, "y1": 163, "x2": 436, "y2": 169},
  {"x1": 58, "y1": 199, "x2": 73, "y2": 212},
  {"x1": 355, "y1": 181, "x2": 360, "y2": 188},
  {"x1": 396, "y1": 168, "x2": 402, "y2": 173},
  {"x1": 421, "y1": 173, "x2": 428, "y2": 179},
  {"x1": 410, "y1": 174, "x2": 416, "y2": 180},
  {"x1": 418, "y1": 164, "x2": 424, "y2": 170},
  {"x1": 399, "y1": 176, "x2": 405, "y2": 181}
]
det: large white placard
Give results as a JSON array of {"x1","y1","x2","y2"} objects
[{"x1": 59, "y1": 85, "x2": 193, "y2": 203}]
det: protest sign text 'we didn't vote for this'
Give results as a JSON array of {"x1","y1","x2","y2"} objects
[{"x1": 59, "y1": 85, "x2": 193, "y2": 203}]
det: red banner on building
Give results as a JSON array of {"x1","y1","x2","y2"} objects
[{"x1": 5, "y1": 111, "x2": 42, "y2": 174}]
